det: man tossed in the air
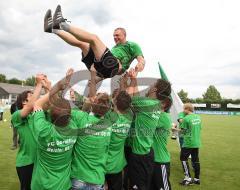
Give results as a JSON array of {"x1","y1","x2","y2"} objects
[{"x1": 44, "y1": 5, "x2": 145, "y2": 82}]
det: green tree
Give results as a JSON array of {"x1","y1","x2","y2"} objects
[
  {"x1": 202, "y1": 85, "x2": 222, "y2": 103},
  {"x1": 25, "y1": 76, "x2": 35, "y2": 86},
  {"x1": 195, "y1": 98, "x2": 204, "y2": 103},
  {"x1": 178, "y1": 89, "x2": 189, "y2": 103},
  {"x1": 232, "y1": 99, "x2": 240, "y2": 104},
  {"x1": 8, "y1": 78, "x2": 22, "y2": 85},
  {"x1": 0, "y1": 74, "x2": 7, "y2": 83}
]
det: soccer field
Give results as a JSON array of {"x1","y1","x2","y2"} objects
[{"x1": 0, "y1": 111, "x2": 240, "y2": 190}]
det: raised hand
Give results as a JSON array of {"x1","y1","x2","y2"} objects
[
  {"x1": 119, "y1": 72, "x2": 129, "y2": 90},
  {"x1": 35, "y1": 74, "x2": 46, "y2": 85},
  {"x1": 128, "y1": 68, "x2": 138, "y2": 79},
  {"x1": 41, "y1": 76, "x2": 52, "y2": 92},
  {"x1": 135, "y1": 62, "x2": 144, "y2": 72},
  {"x1": 58, "y1": 68, "x2": 74, "y2": 90}
]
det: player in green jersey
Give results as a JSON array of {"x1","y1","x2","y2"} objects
[
  {"x1": 105, "y1": 84, "x2": 133, "y2": 189},
  {"x1": 124, "y1": 69, "x2": 171, "y2": 190},
  {"x1": 30, "y1": 69, "x2": 83, "y2": 190},
  {"x1": 179, "y1": 103, "x2": 202, "y2": 186},
  {"x1": 70, "y1": 69, "x2": 112, "y2": 190},
  {"x1": 151, "y1": 80, "x2": 172, "y2": 190},
  {"x1": 11, "y1": 74, "x2": 46, "y2": 190},
  {"x1": 44, "y1": 5, "x2": 145, "y2": 82}
]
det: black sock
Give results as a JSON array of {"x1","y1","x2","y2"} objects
[{"x1": 193, "y1": 162, "x2": 200, "y2": 179}]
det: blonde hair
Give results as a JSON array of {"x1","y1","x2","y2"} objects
[{"x1": 184, "y1": 103, "x2": 194, "y2": 112}]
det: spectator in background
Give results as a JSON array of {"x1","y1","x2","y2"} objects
[
  {"x1": 10, "y1": 101, "x2": 18, "y2": 150},
  {"x1": 0, "y1": 103, "x2": 4, "y2": 121},
  {"x1": 179, "y1": 103, "x2": 202, "y2": 186}
]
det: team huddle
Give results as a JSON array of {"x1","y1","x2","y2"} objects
[{"x1": 11, "y1": 5, "x2": 202, "y2": 190}]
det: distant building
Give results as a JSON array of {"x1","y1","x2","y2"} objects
[{"x1": 0, "y1": 83, "x2": 34, "y2": 105}]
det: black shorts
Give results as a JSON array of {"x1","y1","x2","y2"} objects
[
  {"x1": 16, "y1": 164, "x2": 34, "y2": 190},
  {"x1": 82, "y1": 48, "x2": 119, "y2": 78},
  {"x1": 129, "y1": 149, "x2": 154, "y2": 190},
  {"x1": 150, "y1": 162, "x2": 171, "y2": 190},
  {"x1": 123, "y1": 146, "x2": 132, "y2": 190},
  {"x1": 106, "y1": 172, "x2": 123, "y2": 190},
  {"x1": 180, "y1": 148, "x2": 199, "y2": 162}
]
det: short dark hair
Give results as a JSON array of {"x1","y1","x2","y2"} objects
[
  {"x1": 16, "y1": 90, "x2": 32, "y2": 110},
  {"x1": 92, "y1": 93, "x2": 110, "y2": 117},
  {"x1": 155, "y1": 79, "x2": 172, "y2": 111},
  {"x1": 115, "y1": 91, "x2": 131, "y2": 112},
  {"x1": 50, "y1": 98, "x2": 71, "y2": 128},
  {"x1": 112, "y1": 88, "x2": 120, "y2": 100}
]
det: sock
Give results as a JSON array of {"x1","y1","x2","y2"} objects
[
  {"x1": 52, "y1": 29, "x2": 61, "y2": 34},
  {"x1": 60, "y1": 22, "x2": 70, "y2": 32},
  {"x1": 193, "y1": 162, "x2": 200, "y2": 179},
  {"x1": 181, "y1": 161, "x2": 191, "y2": 178}
]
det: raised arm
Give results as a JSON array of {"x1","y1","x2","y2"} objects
[
  {"x1": 135, "y1": 55, "x2": 145, "y2": 73},
  {"x1": 20, "y1": 74, "x2": 44, "y2": 118},
  {"x1": 49, "y1": 68, "x2": 74, "y2": 103},
  {"x1": 42, "y1": 75, "x2": 52, "y2": 94},
  {"x1": 41, "y1": 76, "x2": 52, "y2": 111},
  {"x1": 126, "y1": 68, "x2": 139, "y2": 96},
  {"x1": 34, "y1": 68, "x2": 74, "y2": 111},
  {"x1": 34, "y1": 93, "x2": 50, "y2": 111},
  {"x1": 88, "y1": 68, "x2": 97, "y2": 102},
  {"x1": 119, "y1": 73, "x2": 129, "y2": 91}
]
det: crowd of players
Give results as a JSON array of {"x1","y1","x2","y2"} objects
[{"x1": 10, "y1": 67, "x2": 202, "y2": 190}]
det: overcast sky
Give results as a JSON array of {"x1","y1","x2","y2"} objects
[{"x1": 0, "y1": 0, "x2": 240, "y2": 98}]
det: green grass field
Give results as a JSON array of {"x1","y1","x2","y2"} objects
[{"x1": 0, "y1": 111, "x2": 240, "y2": 190}]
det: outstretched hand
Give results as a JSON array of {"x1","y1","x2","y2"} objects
[
  {"x1": 128, "y1": 68, "x2": 138, "y2": 79},
  {"x1": 57, "y1": 68, "x2": 74, "y2": 90},
  {"x1": 119, "y1": 72, "x2": 129, "y2": 90},
  {"x1": 35, "y1": 74, "x2": 46, "y2": 85},
  {"x1": 135, "y1": 62, "x2": 144, "y2": 72},
  {"x1": 41, "y1": 76, "x2": 52, "y2": 92}
]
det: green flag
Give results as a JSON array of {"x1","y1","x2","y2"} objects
[
  {"x1": 158, "y1": 62, "x2": 184, "y2": 146},
  {"x1": 158, "y1": 62, "x2": 172, "y2": 113},
  {"x1": 158, "y1": 62, "x2": 169, "y2": 81},
  {"x1": 157, "y1": 61, "x2": 184, "y2": 117}
]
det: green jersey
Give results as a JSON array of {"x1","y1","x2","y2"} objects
[
  {"x1": 125, "y1": 118, "x2": 135, "y2": 148},
  {"x1": 106, "y1": 111, "x2": 132, "y2": 174},
  {"x1": 11, "y1": 110, "x2": 36, "y2": 167},
  {"x1": 131, "y1": 96, "x2": 161, "y2": 155},
  {"x1": 71, "y1": 112, "x2": 112, "y2": 185},
  {"x1": 178, "y1": 112, "x2": 186, "y2": 137},
  {"x1": 181, "y1": 113, "x2": 202, "y2": 148},
  {"x1": 31, "y1": 110, "x2": 82, "y2": 190},
  {"x1": 178, "y1": 112, "x2": 186, "y2": 121},
  {"x1": 111, "y1": 41, "x2": 143, "y2": 72},
  {"x1": 153, "y1": 112, "x2": 171, "y2": 163}
]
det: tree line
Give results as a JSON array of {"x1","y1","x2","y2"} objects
[
  {"x1": 0, "y1": 73, "x2": 35, "y2": 86},
  {"x1": 178, "y1": 85, "x2": 240, "y2": 104}
]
